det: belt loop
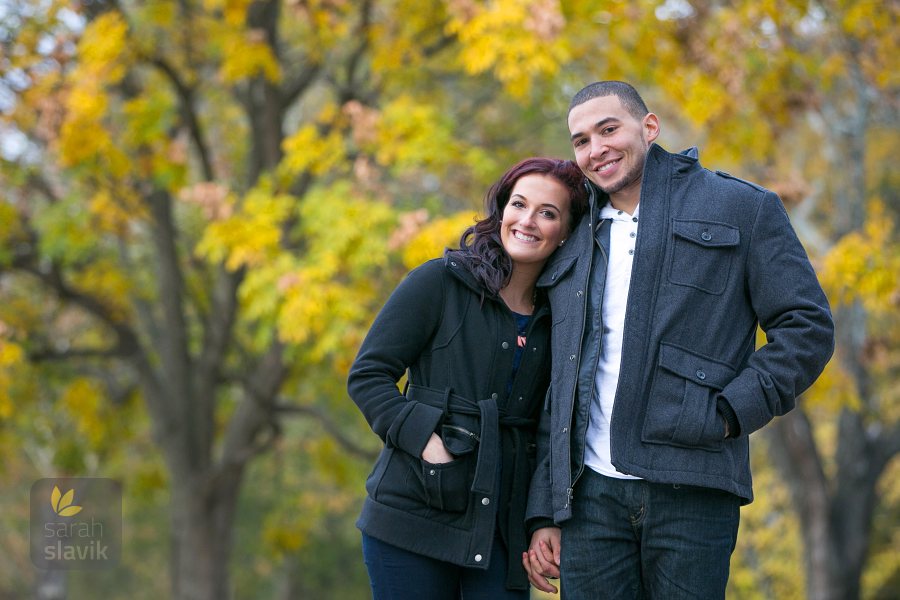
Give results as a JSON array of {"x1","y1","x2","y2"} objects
[{"x1": 441, "y1": 387, "x2": 452, "y2": 421}]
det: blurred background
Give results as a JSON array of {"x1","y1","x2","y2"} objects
[{"x1": 0, "y1": 0, "x2": 897, "y2": 598}]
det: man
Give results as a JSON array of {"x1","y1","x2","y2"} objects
[{"x1": 522, "y1": 81, "x2": 834, "y2": 598}]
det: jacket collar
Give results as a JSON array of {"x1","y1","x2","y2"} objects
[{"x1": 444, "y1": 254, "x2": 551, "y2": 317}]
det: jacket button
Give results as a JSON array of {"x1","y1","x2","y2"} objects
[
  {"x1": 696, "y1": 369, "x2": 706, "y2": 380},
  {"x1": 475, "y1": 554, "x2": 483, "y2": 562},
  {"x1": 450, "y1": 261, "x2": 457, "y2": 266},
  {"x1": 569, "y1": 355, "x2": 576, "y2": 361},
  {"x1": 701, "y1": 232, "x2": 712, "y2": 241},
  {"x1": 482, "y1": 497, "x2": 490, "y2": 506},
  {"x1": 576, "y1": 290, "x2": 583, "y2": 297},
  {"x1": 562, "y1": 427, "x2": 568, "y2": 433},
  {"x1": 429, "y1": 469, "x2": 436, "y2": 476},
  {"x1": 491, "y1": 392, "x2": 498, "y2": 400},
  {"x1": 551, "y1": 273, "x2": 557, "y2": 280},
  {"x1": 501, "y1": 341, "x2": 509, "y2": 349}
]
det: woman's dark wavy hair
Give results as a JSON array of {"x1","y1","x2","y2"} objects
[{"x1": 445, "y1": 157, "x2": 588, "y2": 296}]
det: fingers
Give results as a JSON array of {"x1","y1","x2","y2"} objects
[
  {"x1": 522, "y1": 552, "x2": 559, "y2": 594},
  {"x1": 535, "y1": 541, "x2": 560, "y2": 578}
]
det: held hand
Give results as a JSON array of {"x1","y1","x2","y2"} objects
[
  {"x1": 522, "y1": 527, "x2": 561, "y2": 594},
  {"x1": 421, "y1": 432, "x2": 454, "y2": 464}
]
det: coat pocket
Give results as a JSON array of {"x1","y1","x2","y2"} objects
[
  {"x1": 421, "y1": 456, "x2": 471, "y2": 512},
  {"x1": 668, "y1": 219, "x2": 739, "y2": 295},
  {"x1": 641, "y1": 343, "x2": 736, "y2": 452}
]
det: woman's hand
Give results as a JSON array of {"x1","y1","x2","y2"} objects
[
  {"x1": 522, "y1": 527, "x2": 562, "y2": 594},
  {"x1": 421, "y1": 432, "x2": 454, "y2": 464}
]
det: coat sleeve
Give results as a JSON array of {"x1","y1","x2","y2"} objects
[
  {"x1": 347, "y1": 261, "x2": 447, "y2": 458},
  {"x1": 719, "y1": 191, "x2": 835, "y2": 436},
  {"x1": 525, "y1": 388, "x2": 554, "y2": 528}
]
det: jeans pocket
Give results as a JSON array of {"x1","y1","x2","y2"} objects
[{"x1": 421, "y1": 457, "x2": 470, "y2": 512}]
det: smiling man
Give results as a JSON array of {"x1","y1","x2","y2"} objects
[{"x1": 522, "y1": 81, "x2": 835, "y2": 599}]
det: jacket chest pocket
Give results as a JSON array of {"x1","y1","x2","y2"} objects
[{"x1": 668, "y1": 219, "x2": 739, "y2": 295}]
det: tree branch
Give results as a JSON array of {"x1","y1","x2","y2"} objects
[{"x1": 275, "y1": 402, "x2": 379, "y2": 462}]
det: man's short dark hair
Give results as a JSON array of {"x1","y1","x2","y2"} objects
[{"x1": 568, "y1": 81, "x2": 649, "y2": 120}]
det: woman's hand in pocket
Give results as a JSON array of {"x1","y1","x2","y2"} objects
[{"x1": 421, "y1": 433, "x2": 454, "y2": 464}]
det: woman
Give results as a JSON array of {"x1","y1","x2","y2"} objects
[{"x1": 347, "y1": 157, "x2": 587, "y2": 599}]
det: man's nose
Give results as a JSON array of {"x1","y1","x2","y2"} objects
[{"x1": 589, "y1": 136, "x2": 607, "y2": 159}]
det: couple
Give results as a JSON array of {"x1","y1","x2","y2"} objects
[{"x1": 347, "y1": 81, "x2": 834, "y2": 599}]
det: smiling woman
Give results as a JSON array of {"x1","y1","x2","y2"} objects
[{"x1": 347, "y1": 157, "x2": 586, "y2": 600}]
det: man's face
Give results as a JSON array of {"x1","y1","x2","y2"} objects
[{"x1": 568, "y1": 95, "x2": 659, "y2": 202}]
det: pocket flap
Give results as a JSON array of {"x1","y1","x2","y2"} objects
[
  {"x1": 658, "y1": 343, "x2": 736, "y2": 389},
  {"x1": 672, "y1": 220, "x2": 739, "y2": 248},
  {"x1": 537, "y1": 255, "x2": 578, "y2": 288}
]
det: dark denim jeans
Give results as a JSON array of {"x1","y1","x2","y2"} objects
[
  {"x1": 560, "y1": 469, "x2": 740, "y2": 599},
  {"x1": 362, "y1": 532, "x2": 528, "y2": 600}
]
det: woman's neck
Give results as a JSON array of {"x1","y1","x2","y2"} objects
[{"x1": 499, "y1": 263, "x2": 541, "y2": 315}]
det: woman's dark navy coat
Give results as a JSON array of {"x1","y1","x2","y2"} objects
[{"x1": 347, "y1": 256, "x2": 553, "y2": 590}]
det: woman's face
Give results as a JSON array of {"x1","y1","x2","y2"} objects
[{"x1": 499, "y1": 173, "x2": 571, "y2": 269}]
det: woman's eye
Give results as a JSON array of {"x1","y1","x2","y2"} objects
[{"x1": 540, "y1": 210, "x2": 557, "y2": 219}]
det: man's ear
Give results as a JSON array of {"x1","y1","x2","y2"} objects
[{"x1": 643, "y1": 112, "x2": 660, "y2": 143}]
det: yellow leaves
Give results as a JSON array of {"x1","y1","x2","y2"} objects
[
  {"x1": 374, "y1": 95, "x2": 458, "y2": 172},
  {"x1": 0, "y1": 339, "x2": 26, "y2": 420},
  {"x1": 76, "y1": 12, "x2": 131, "y2": 84},
  {"x1": 819, "y1": 200, "x2": 900, "y2": 313},
  {"x1": 60, "y1": 377, "x2": 109, "y2": 450},
  {"x1": 276, "y1": 183, "x2": 396, "y2": 357},
  {"x1": 281, "y1": 121, "x2": 346, "y2": 177},
  {"x1": 401, "y1": 211, "x2": 477, "y2": 269},
  {"x1": 447, "y1": 0, "x2": 570, "y2": 97},
  {"x1": 196, "y1": 186, "x2": 290, "y2": 271},
  {"x1": 219, "y1": 29, "x2": 282, "y2": 83},
  {"x1": 58, "y1": 11, "x2": 131, "y2": 169},
  {"x1": 70, "y1": 259, "x2": 135, "y2": 322}
]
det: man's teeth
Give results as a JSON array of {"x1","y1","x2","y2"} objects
[
  {"x1": 514, "y1": 231, "x2": 538, "y2": 242},
  {"x1": 597, "y1": 160, "x2": 619, "y2": 173}
]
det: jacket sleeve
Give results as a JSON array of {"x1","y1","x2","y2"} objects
[
  {"x1": 525, "y1": 388, "x2": 554, "y2": 528},
  {"x1": 719, "y1": 191, "x2": 835, "y2": 436},
  {"x1": 347, "y1": 261, "x2": 447, "y2": 458}
]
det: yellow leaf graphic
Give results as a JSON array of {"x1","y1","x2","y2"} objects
[
  {"x1": 51, "y1": 486, "x2": 62, "y2": 513},
  {"x1": 58, "y1": 505, "x2": 83, "y2": 517},
  {"x1": 58, "y1": 489, "x2": 75, "y2": 511},
  {"x1": 50, "y1": 487, "x2": 83, "y2": 516}
]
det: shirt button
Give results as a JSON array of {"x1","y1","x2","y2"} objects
[
  {"x1": 429, "y1": 469, "x2": 436, "y2": 475},
  {"x1": 617, "y1": 210, "x2": 623, "y2": 215},
  {"x1": 475, "y1": 554, "x2": 483, "y2": 562},
  {"x1": 632, "y1": 217, "x2": 638, "y2": 223},
  {"x1": 482, "y1": 497, "x2": 490, "y2": 506},
  {"x1": 501, "y1": 341, "x2": 509, "y2": 349},
  {"x1": 630, "y1": 232, "x2": 636, "y2": 238},
  {"x1": 701, "y1": 232, "x2": 712, "y2": 241},
  {"x1": 628, "y1": 249, "x2": 634, "y2": 255},
  {"x1": 696, "y1": 369, "x2": 707, "y2": 380}
]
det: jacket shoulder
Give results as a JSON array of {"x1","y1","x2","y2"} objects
[{"x1": 712, "y1": 170, "x2": 770, "y2": 194}]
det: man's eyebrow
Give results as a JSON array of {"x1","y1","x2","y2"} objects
[{"x1": 570, "y1": 117, "x2": 619, "y2": 141}]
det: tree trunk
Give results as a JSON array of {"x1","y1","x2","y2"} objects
[{"x1": 169, "y1": 467, "x2": 245, "y2": 600}]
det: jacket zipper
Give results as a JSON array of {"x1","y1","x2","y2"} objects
[{"x1": 564, "y1": 191, "x2": 600, "y2": 510}]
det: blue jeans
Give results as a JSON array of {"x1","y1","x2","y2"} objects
[
  {"x1": 560, "y1": 469, "x2": 740, "y2": 599},
  {"x1": 362, "y1": 532, "x2": 529, "y2": 600}
]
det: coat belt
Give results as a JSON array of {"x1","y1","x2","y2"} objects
[{"x1": 406, "y1": 383, "x2": 536, "y2": 588}]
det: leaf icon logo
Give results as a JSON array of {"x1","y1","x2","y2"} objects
[{"x1": 51, "y1": 485, "x2": 83, "y2": 517}]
